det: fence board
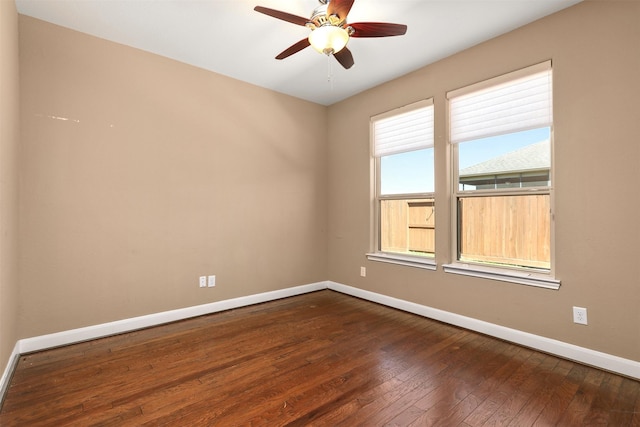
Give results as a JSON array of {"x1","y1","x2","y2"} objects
[
  {"x1": 459, "y1": 194, "x2": 550, "y2": 269},
  {"x1": 381, "y1": 199, "x2": 434, "y2": 255},
  {"x1": 380, "y1": 195, "x2": 549, "y2": 269}
]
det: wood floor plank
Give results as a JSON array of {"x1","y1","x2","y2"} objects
[
  {"x1": 583, "y1": 373, "x2": 624, "y2": 425},
  {"x1": 482, "y1": 355, "x2": 560, "y2": 425},
  {"x1": 350, "y1": 334, "x2": 497, "y2": 426},
  {"x1": 527, "y1": 363, "x2": 588, "y2": 426},
  {"x1": 633, "y1": 386, "x2": 640, "y2": 426},
  {"x1": 459, "y1": 350, "x2": 544, "y2": 426},
  {"x1": 555, "y1": 367, "x2": 605, "y2": 426},
  {"x1": 407, "y1": 337, "x2": 518, "y2": 426},
  {"x1": 339, "y1": 331, "x2": 481, "y2": 425},
  {"x1": 1, "y1": 290, "x2": 638, "y2": 426},
  {"x1": 607, "y1": 377, "x2": 640, "y2": 426}
]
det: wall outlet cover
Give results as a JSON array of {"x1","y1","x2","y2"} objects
[{"x1": 573, "y1": 306, "x2": 588, "y2": 325}]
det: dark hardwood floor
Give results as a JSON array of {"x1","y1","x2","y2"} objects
[{"x1": 1, "y1": 290, "x2": 639, "y2": 426}]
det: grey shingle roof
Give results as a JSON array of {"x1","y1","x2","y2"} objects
[{"x1": 460, "y1": 140, "x2": 550, "y2": 177}]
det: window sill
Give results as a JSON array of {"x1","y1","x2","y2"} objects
[
  {"x1": 366, "y1": 252, "x2": 437, "y2": 271},
  {"x1": 442, "y1": 262, "x2": 560, "y2": 290}
]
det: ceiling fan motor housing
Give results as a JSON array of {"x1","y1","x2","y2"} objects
[{"x1": 307, "y1": 4, "x2": 345, "y2": 29}]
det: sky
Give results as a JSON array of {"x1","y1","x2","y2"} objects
[{"x1": 380, "y1": 127, "x2": 551, "y2": 195}]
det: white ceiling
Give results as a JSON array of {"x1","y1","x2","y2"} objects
[{"x1": 15, "y1": 0, "x2": 581, "y2": 106}]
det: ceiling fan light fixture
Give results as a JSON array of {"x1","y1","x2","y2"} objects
[
  {"x1": 254, "y1": 0, "x2": 407, "y2": 69},
  {"x1": 308, "y1": 25, "x2": 349, "y2": 55}
]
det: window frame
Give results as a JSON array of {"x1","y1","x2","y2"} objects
[
  {"x1": 367, "y1": 99, "x2": 437, "y2": 270},
  {"x1": 444, "y1": 62, "x2": 560, "y2": 289}
]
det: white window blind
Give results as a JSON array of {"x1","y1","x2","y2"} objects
[
  {"x1": 449, "y1": 61, "x2": 552, "y2": 144},
  {"x1": 372, "y1": 99, "x2": 434, "y2": 157}
]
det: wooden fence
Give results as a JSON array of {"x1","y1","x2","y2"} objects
[
  {"x1": 380, "y1": 199, "x2": 435, "y2": 255},
  {"x1": 380, "y1": 194, "x2": 550, "y2": 269},
  {"x1": 458, "y1": 194, "x2": 550, "y2": 269}
]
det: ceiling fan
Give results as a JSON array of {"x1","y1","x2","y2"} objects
[{"x1": 254, "y1": 0, "x2": 407, "y2": 70}]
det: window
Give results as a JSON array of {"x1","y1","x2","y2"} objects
[
  {"x1": 368, "y1": 99, "x2": 436, "y2": 269},
  {"x1": 445, "y1": 61, "x2": 560, "y2": 288}
]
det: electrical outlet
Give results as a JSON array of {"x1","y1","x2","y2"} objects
[
  {"x1": 199, "y1": 276, "x2": 207, "y2": 288},
  {"x1": 573, "y1": 306, "x2": 588, "y2": 325},
  {"x1": 360, "y1": 266, "x2": 366, "y2": 277},
  {"x1": 207, "y1": 275, "x2": 216, "y2": 287}
]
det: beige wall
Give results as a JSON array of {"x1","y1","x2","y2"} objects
[
  {"x1": 18, "y1": 16, "x2": 328, "y2": 337},
  {"x1": 10, "y1": 0, "x2": 640, "y2": 366},
  {"x1": 327, "y1": 0, "x2": 640, "y2": 361},
  {"x1": 0, "y1": 0, "x2": 20, "y2": 371}
]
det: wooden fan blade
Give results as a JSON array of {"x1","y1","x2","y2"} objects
[
  {"x1": 327, "y1": 0, "x2": 355, "y2": 21},
  {"x1": 349, "y1": 22, "x2": 408, "y2": 37},
  {"x1": 334, "y1": 47, "x2": 354, "y2": 69},
  {"x1": 276, "y1": 38, "x2": 311, "y2": 60},
  {"x1": 254, "y1": 6, "x2": 310, "y2": 26}
]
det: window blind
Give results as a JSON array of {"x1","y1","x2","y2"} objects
[
  {"x1": 372, "y1": 99, "x2": 434, "y2": 157},
  {"x1": 448, "y1": 61, "x2": 552, "y2": 144}
]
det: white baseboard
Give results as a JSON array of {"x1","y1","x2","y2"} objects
[
  {"x1": 327, "y1": 281, "x2": 640, "y2": 380},
  {"x1": 18, "y1": 281, "x2": 327, "y2": 354},
  {"x1": 2, "y1": 279, "x2": 638, "y2": 402},
  {"x1": 0, "y1": 342, "x2": 20, "y2": 403}
]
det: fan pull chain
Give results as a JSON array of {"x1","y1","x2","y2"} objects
[{"x1": 327, "y1": 55, "x2": 334, "y2": 91}]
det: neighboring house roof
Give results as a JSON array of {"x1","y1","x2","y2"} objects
[{"x1": 460, "y1": 139, "x2": 550, "y2": 178}]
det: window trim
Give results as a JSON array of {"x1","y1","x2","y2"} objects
[
  {"x1": 442, "y1": 262, "x2": 560, "y2": 289},
  {"x1": 447, "y1": 62, "x2": 559, "y2": 288},
  {"x1": 367, "y1": 251, "x2": 437, "y2": 270},
  {"x1": 370, "y1": 99, "x2": 436, "y2": 267}
]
